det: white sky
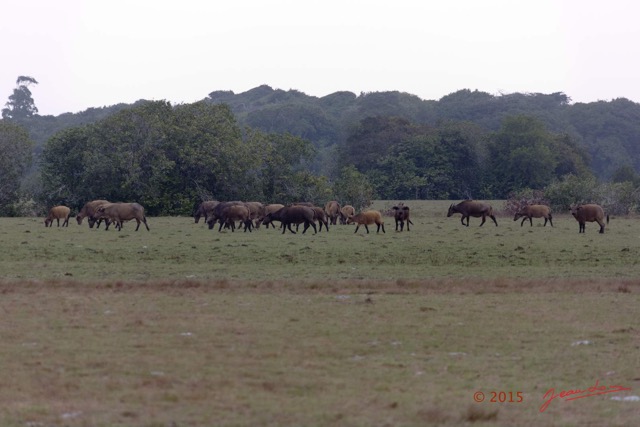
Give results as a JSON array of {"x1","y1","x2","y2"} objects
[{"x1": 2, "y1": 0, "x2": 640, "y2": 116}]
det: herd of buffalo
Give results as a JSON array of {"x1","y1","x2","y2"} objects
[
  {"x1": 445, "y1": 200, "x2": 608, "y2": 233},
  {"x1": 42, "y1": 199, "x2": 610, "y2": 234}
]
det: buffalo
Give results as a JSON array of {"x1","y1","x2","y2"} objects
[
  {"x1": 194, "y1": 200, "x2": 219, "y2": 224},
  {"x1": 292, "y1": 206, "x2": 329, "y2": 232},
  {"x1": 256, "y1": 204, "x2": 285, "y2": 229},
  {"x1": 324, "y1": 200, "x2": 341, "y2": 225},
  {"x1": 447, "y1": 200, "x2": 498, "y2": 227},
  {"x1": 205, "y1": 201, "x2": 245, "y2": 228},
  {"x1": 244, "y1": 201, "x2": 266, "y2": 227},
  {"x1": 95, "y1": 202, "x2": 150, "y2": 231},
  {"x1": 571, "y1": 204, "x2": 608, "y2": 233},
  {"x1": 339, "y1": 205, "x2": 356, "y2": 224},
  {"x1": 513, "y1": 204, "x2": 553, "y2": 227},
  {"x1": 207, "y1": 204, "x2": 253, "y2": 232},
  {"x1": 261, "y1": 206, "x2": 317, "y2": 234},
  {"x1": 347, "y1": 210, "x2": 385, "y2": 234},
  {"x1": 76, "y1": 199, "x2": 110, "y2": 228},
  {"x1": 45, "y1": 205, "x2": 72, "y2": 227},
  {"x1": 311, "y1": 206, "x2": 330, "y2": 232},
  {"x1": 392, "y1": 203, "x2": 413, "y2": 231}
]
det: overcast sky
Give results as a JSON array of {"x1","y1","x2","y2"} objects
[{"x1": 3, "y1": 0, "x2": 639, "y2": 116}]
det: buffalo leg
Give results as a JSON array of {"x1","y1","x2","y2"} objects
[
  {"x1": 364, "y1": 224, "x2": 370, "y2": 234},
  {"x1": 490, "y1": 215, "x2": 498, "y2": 226},
  {"x1": 479, "y1": 216, "x2": 486, "y2": 226},
  {"x1": 303, "y1": 221, "x2": 317, "y2": 234},
  {"x1": 529, "y1": 217, "x2": 533, "y2": 227}
]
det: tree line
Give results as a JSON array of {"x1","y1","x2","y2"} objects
[{"x1": 3, "y1": 81, "x2": 640, "y2": 216}]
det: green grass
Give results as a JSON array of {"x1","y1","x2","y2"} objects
[
  {"x1": 0, "y1": 201, "x2": 639, "y2": 426},
  {"x1": 2, "y1": 200, "x2": 639, "y2": 282}
]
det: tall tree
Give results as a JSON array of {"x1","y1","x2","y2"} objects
[
  {"x1": 2, "y1": 76, "x2": 39, "y2": 119},
  {"x1": 0, "y1": 121, "x2": 33, "y2": 214}
]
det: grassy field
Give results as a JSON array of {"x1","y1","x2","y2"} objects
[{"x1": 0, "y1": 200, "x2": 639, "y2": 426}]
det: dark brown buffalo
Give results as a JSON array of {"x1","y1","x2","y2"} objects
[
  {"x1": 571, "y1": 203, "x2": 608, "y2": 233},
  {"x1": 261, "y1": 206, "x2": 317, "y2": 234},
  {"x1": 324, "y1": 200, "x2": 341, "y2": 225},
  {"x1": 95, "y1": 202, "x2": 150, "y2": 231},
  {"x1": 256, "y1": 204, "x2": 285, "y2": 229},
  {"x1": 293, "y1": 206, "x2": 329, "y2": 232},
  {"x1": 193, "y1": 200, "x2": 219, "y2": 224},
  {"x1": 207, "y1": 201, "x2": 244, "y2": 224},
  {"x1": 513, "y1": 204, "x2": 553, "y2": 227},
  {"x1": 447, "y1": 200, "x2": 498, "y2": 227},
  {"x1": 207, "y1": 204, "x2": 253, "y2": 232},
  {"x1": 76, "y1": 199, "x2": 110, "y2": 228},
  {"x1": 392, "y1": 203, "x2": 413, "y2": 231}
]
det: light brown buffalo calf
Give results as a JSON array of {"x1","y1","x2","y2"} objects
[
  {"x1": 45, "y1": 205, "x2": 71, "y2": 227},
  {"x1": 347, "y1": 210, "x2": 385, "y2": 234}
]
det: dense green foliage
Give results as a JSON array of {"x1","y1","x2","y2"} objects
[
  {"x1": 0, "y1": 122, "x2": 33, "y2": 214},
  {"x1": 5, "y1": 83, "x2": 640, "y2": 214},
  {"x1": 38, "y1": 101, "x2": 329, "y2": 215}
]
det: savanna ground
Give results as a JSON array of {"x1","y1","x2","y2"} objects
[{"x1": 0, "y1": 200, "x2": 639, "y2": 426}]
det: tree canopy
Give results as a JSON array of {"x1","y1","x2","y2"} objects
[
  {"x1": 2, "y1": 76, "x2": 39, "y2": 120},
  {"x1": 6, "y1": 82, "x2": 640, "y2": 215},
  {"x1": 39, "y1": 100, "x2": 327, "y2": 215}
]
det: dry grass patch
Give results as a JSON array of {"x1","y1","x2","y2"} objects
[{"x1": 0, "y1": 278, "x2": 638, "y2": 426}]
